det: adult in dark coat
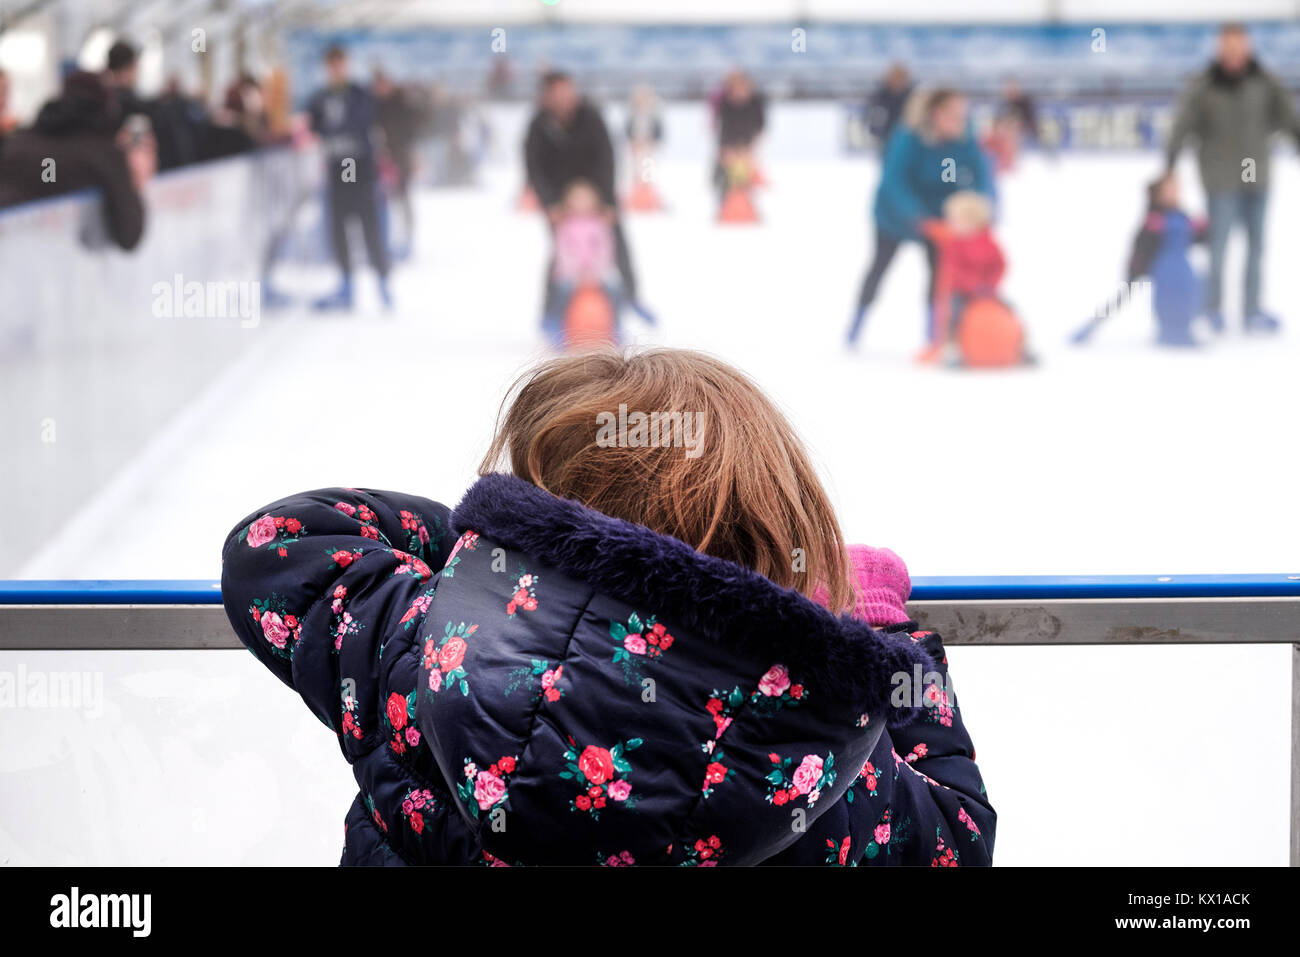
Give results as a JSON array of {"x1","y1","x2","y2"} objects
[
  {"x1": 1165, "y1": 23, "x2": 1300, "y2": 332},
  {"x1": 103, "y1": 40, "x2": 148, "y2": 131},
  {"x1": 0, "y1": 68, "x2": 18, "y2": 143},
  {"x1": 308, "y1": 45, "x2": 391, "y2": 311},
  {"x1": 147, "y1": 77, "x2": 207, "y2": 171},
  {"x1": 715, "y1": 71, "x2": 766, "y2": 150},
  {"x1": 373, "y1": 70, "x2": 418, "y2": 252},
  {"x1": 524, "y1": 72, "x2": 640, "y2": 308},
  {"x1": 866, "y1": 63, "x2": 913, "y2": 149},
  {"x1": 0, "y1": 70, "x2": 146, "y2": 250},
  {"x1": 711, "y1": 70, "x2": 767, "y2": 203}
]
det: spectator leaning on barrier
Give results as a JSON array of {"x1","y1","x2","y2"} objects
[
  {"x1": 103, "y1": 40, "x2": 148, "y2": 130},
  {"x1": 0, "y1": 70, "x2": 148, "y2": 251},
  {"x1": 148, "y1": 75, "x2": 208, "y2": 171},
  {"x1": 220, "y1": 348, "x2": 995, "y2": 866},
  {"x1": 0, "y1": 68, "x2": 19, "y2": 143},
  {"x1": 1165, "y1": 22, "x2": 1300, "y2": 334}
]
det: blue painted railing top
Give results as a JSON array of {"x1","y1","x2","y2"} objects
[{"x1": 2, "y1": 575, "x2": 1299, "y2": 605}]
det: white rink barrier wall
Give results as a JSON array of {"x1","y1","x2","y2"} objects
[{"x1": 0, "y1": 148, "x2": 319, "y2": 576}]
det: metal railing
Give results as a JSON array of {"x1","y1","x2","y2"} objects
[{"x1": 2, "y1": 574, "x2": 1297, "y2": 865}]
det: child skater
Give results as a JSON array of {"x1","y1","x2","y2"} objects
[
  {"x1": 543, "y1": 179, "x2": 622, "y2": 346},
  {"x1": 221, "y1": 347, "x2": 996, "y2": 866},
  {"x1": 919, "y1": 190, "x2": 1012, "y2": 364},
  {"x1": 1073, "y1": 172, "x2": 1206, "y2": 347},
  {"x1": 1127, "y1": 173, "x2": 1206, "y2": 347},
  {"x1": 624, "y1": 84, "x2": 664, "y2": 210}
]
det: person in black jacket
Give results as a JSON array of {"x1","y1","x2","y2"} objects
[
  {"x1": 0, "y1": 68, "x2": 18, "y2": 143},
  {"x1": 998, "y1": 79, "x2": 1038, "y2": 145},
  {"x1": 373, "y1": 70, "x2": 417, "y2": 257},
  {"x1": 866, "y1": 63, "x2": 913, "y2": 150},
  {"x1": 308, "y1": 45, "x2": 391, "y2": 312},
  {"x1": 0, "y1": 70, "x2": 148, "y2": 251},
  {"x1": 712, "y1": 70, "x2": 766, "y2": 203},
  {"x1": 524, "y1": 72, "x2": 646, "y2": 321},
  {"x1": 103, "y1": 40, "x2": 148, "y2": 132}
]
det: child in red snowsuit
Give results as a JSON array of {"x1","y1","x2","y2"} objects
[{"x1": 918, "y1": 191, "x2": 1006, "y2": 362}]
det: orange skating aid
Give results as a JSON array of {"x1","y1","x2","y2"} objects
[
  {"x1": 563, "y1": 283, "x2": 617, "y2": 350},
  {"x1": 957, "y1": 298, "x2": 1025, "y2": 368},
  {"x1": 718, "y1": 187, "x2": 759, "y2": 224},
  {"x1": 625, "y1": 180, "x2": 662, "y2": 212}
]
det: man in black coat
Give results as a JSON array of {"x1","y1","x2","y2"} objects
[
  {"x1": 524, "y1": 72, "x2": 641, "y2": 310},
  {"x1": 308, "y1": 44, "x2": 391, "y2": 311},
  {"x1": 711, "y1": 70, "x2": 766, "y2": 204},
  {"x1": 0, "y1": 70, "x2": 147, "y2": 251},
  {"x1": 866, "y1": 63, "x2": 912, "y2": 150}
]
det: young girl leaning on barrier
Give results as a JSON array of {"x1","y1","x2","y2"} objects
[{"x1": 221, "y1": 347, "x2": 995, "y2": 866}]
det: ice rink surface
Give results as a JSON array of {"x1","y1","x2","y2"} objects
[{"x1": 3, "y1": 112, "x2": 1296, "y2": 864}]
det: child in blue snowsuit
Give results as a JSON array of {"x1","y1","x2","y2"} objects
[{"x1": 1127, "y1": 174, "x2": 1207, "y2": 346}]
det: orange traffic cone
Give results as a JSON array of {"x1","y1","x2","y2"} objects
[
  {"x1": 957, "y1": 298, "x2": 1025, "y2": 368},
  {"x1": 564, "y1": 283, "x2": 617, "y2": 350},
  {"x1": 625, "y1": 179, "x2": 662, "y2": 212},
  {"x1": 516, "y1": 186, "x2": 540, "y2": 212},
  {"x1": 718, "y1": 187, "x2": 759, "y2": 224}
]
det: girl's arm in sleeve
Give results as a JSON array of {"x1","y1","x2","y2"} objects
[{"x1": 220, "y1": 488, "x2": 460, "y2": 737}]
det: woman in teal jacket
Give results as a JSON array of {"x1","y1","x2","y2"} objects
[{"x1": 848, "y1": 88, "x2": 995, "y2": 347}]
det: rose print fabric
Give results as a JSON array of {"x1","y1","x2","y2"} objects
[
  {"x1": 762, "y1": 628, "x2": 995, "y2": 866},
  {"x1": 221, "y1": 476, "x2": 994, "y2": 866}
]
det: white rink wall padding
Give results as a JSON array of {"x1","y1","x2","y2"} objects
[{"x1": 1, "y1": 101, "x2": 1298, "y2": 866}]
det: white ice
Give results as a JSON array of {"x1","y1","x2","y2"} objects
[{"x1": 2, "y1": 103, "x2": 1295, "y2": 865}]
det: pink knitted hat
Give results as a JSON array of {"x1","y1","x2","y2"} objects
[{"x1": 812, "y1": 545, "x2": 912, "y2": 627}]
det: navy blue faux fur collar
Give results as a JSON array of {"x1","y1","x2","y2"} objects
[{"x1": 452, "y1": 473, "x2": 930, "y2": 722}]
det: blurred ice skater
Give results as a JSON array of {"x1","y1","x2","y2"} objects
[
  {"x1": 847, "y1": 88, "x2": 994, "y2": 349},
  {"x1": 525, "y1": 72, "x2": 654, "y2": 331},
  {"x1": 623, "y1": 84, "x2": 664, "y2": 211},
  {"x1": 372, "y1": 69, "x2": 417, "y2": 260},
  {"x1": 712, "y1": 69, "x2": 767, "y2": 207},
  {"x1": 1165, "y1": 22, "x2": 1300, "y2": 334},
  {"x1": 864, "y1": 63, "x2": 913, "y2": 152},
  {"x1": 308, "y1": 45, "x2": 391, "y2": 312}
]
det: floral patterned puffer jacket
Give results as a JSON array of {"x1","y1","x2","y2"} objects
[{"x1": 220, "y1": 472, "x2": 995, "y2": 866}]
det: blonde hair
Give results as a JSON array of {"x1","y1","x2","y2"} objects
[
  {"x1": 480, "y1": 348, "x2": 856, "y2": 612},
  {"x1": 942, "y1": 190, "x2": 993, "y2": 230},
  {"x1": 561, "y1": 178, "x2": 603, "y2": 214}
]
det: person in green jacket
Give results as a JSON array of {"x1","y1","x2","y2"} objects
[{"x1": 1165, "y1": 22, "x2": 1300, "y2": 334}]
